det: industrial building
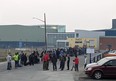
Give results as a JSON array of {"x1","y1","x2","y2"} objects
[
  {"x1": 0, "y1": 19, "x2": 116, "y2": 50},
  {"x1": 0, "y1": 25, "x2": 65, "y2": 48}
]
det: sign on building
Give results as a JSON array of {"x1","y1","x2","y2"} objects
[{"x1": 86, "y1": 47, "x2": 95, "y2": 53}]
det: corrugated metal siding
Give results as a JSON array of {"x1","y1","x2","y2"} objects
[
  {"x1": 0, "y1": 25, "x2": 57, "y2": 42},
  {"x1": 0, "y1": 41, "x2": 45, "y2": 48},
  {"x1": 0, "y1": 25, "x2": 60, "y2": 48}
]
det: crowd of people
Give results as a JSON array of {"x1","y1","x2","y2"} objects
[
  {"x1": 6, "y1": 48, "x2": 84, "y2": 72},
  {"x1": 6, "y1": 50, "x2": 40, "y2": 70},
  {"x1": 41, "y1": 48, "x2": 80, "y2": 71}
]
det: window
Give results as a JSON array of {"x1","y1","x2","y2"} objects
[
  {"x1": 75, "y1": 41, "x2": 82, "y2": 43},
  {"x1": 76, "y1": 33, "x2": 79, "y2": 38},
  {"x1": 104, "y1": 60, "x2": 116, "y2": 66},
  {"x1": 111, "y1": 60, "x2": 116, "y2": 66},
  {"x1": 66, "y1": 42, "x2": 69, "y2": 46}
]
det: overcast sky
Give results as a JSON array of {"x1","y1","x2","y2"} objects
[{"x1": 0, "y1": 0, "x2": 116, "y2": 31}]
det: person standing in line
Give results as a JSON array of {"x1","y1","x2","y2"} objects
[
  {"x1": 59, "y1": 55, "x2": 62, "y2": 69},
  {"x1": 67, "y1": 54, "x2": 70, "y2": 70},
  {"x1": 60, "y1": 54, "x2": 66, "y2": 71},
  {"x1": 46, "y1": 52, "x2": 50, "y2": 70},
  {"x1": 42, "y1": 52, "x2": 46, "y2": 70},
  {"x1": 29, "y1": 52, "x2": 34, "y2": 66},
  {"x1": 40, "y1": 51, "x2": 44, "y2": 62},
  {"x1": 18, "y1": 52, "x2": 22, "y2": 67},
  {"x1": 74, "y1": 55, "x2": 79, "y2": 71},
  {"x1": 20, "y1": 51, "x2": 25, "y2": 66},
  {"x1": 59, "y1": 50, "x2": 64, "y2": 69},
  {"x1": 6, "y1": 53, "x2": 12, "y2": 70},
  {"x1": 43, "y1": 51, "x2": 49, "y2": 70},
  {"x1": 51, "y1": 54, "x2": 57, "y2": 71},
  {"x1": 56, "y1": 48, "x2": 60, "y2": 59},
  {"x1": 24, "y1": 53, "x2": 27, "y2": 66},
  {"x1": 13, "y1": 53, "x2": 19, "y2": 68},
  {"x1": 84, "y1": 55, "x2": 87, "y2": 68},
  {"x1": 71, "y1": 60, "x2": 75, "y2": 71}
]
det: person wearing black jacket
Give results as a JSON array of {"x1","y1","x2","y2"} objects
[
  {"x1": 24, "y1": 53, "x2": 27, "y2": 66},
  {"x1": 67, "y1": 54, "x2": 70, "y2": 70},
  {"x1": 29, "y1": 53, "x2": 34, "y2": 66},
  {"x1": 60, "y1": 54, "x2": 66, "y2": 71},
  {"x1": 51, "y1": 55, "x2": 57, "y2": 71}
]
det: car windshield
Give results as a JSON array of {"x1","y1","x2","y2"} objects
[{"x1": 97, "y1": 58, "x2": 109, "y2": 65}]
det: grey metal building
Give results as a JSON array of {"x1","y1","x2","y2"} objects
[{"x1": 0, "y1": 25, "x2": 65, "y2": 48}]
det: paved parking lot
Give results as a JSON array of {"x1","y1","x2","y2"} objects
[{"x1": 0, "y1": 55, "x2": 116, "y2": 81}]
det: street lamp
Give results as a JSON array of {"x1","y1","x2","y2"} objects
[{"x1": 33, "y1": 13, "x2": 47, "y2": 51}]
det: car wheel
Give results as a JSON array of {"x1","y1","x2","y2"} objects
[{"x1": 93, "y1": 71, "x2": 102, "y2": 79}]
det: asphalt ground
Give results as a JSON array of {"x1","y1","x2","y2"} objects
[{"x1": 0, "y1": 55, "x2": 116, "y2": 81}]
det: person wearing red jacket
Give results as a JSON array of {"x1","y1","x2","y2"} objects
[
  {"x1": 43, "y1": 52, "x2": 49, "y2": 70},
  {"x1": 45, "y1": 53, "x2": 49, "y2": 70},
  {"x1": 74, "y1": 55, "x2": 79, "y2": 71}
]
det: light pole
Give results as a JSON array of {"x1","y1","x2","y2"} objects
[{"x1": 33, "y1": 13, "x2": 47, "y2": 51}]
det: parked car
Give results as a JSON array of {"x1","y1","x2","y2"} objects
[
  {"x1": 104, "y1": 50, "x2": 116, "y2": 57},
  {"x1": 85, "y1": 57, "x2": 116, "y2": 79}
]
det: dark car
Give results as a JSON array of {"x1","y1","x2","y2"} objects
[{"x1": 85, "y1": 57, "x2": 116, "y2": 79}]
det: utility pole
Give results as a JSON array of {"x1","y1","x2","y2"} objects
[
  {"x1": 44, "y1": 13, "x2": 47, "y2": 51},
  {"x1": 33, "y1": 13, "x2": 47, "y2": 51}
]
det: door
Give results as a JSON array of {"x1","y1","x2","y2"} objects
[{"x1": 102, "y1": 60, "x2": 116, "y2": 76}]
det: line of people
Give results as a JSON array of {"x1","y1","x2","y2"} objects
[
  {"x1": 6, "y1": 48, "x2": 80, "y2": 72},
  {"x1": 42, "y1": 49, "x2": 80, "y2": 71}
]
